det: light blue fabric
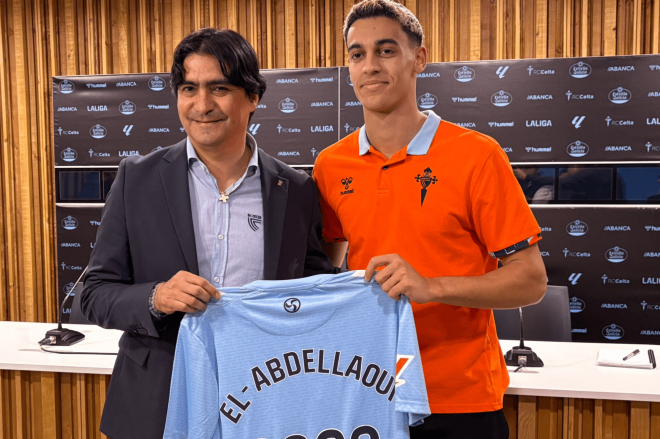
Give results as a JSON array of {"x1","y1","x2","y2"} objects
[
  {"x1": 186, "y1": 134, "x2": 264, "y2": 288},
  {"x1": 164, "y1": 271, "x2": 430, "y2": 439},
  {"x1": 358, "y1": 110, "x2": 442, "y2": 156}
]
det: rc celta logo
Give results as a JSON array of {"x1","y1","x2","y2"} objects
[
  {"x1": 417, "y1": 93, "x2": 438, "y2": 109},
  {"x1": 148, "y1": 76, "x2": 166, "y2": 91},
  {"x1": 491, "y1": 91, "x2": 512, "y2": 107},
  {"x1": 608, "y1": 87, "x2": 632, "y2": 104},
  {"x1": 278, "y1": 98, "x2": 298, "y2": 113},
  {"x1": 569, "y1": 297, "x2": 585, "y2": 313},
  {"x1": 602, "y1": 324, "x2": 624, "y2": 340},
  {"x1": 60, "y1": 147, "x2": 77, "y2": 162},
  {"x1": 567, "y1": 141, "x2": 589, "y2": 157},
  {"x1": 58, "y1": 79, "x2": 75, "y2": 94},
  {"x1": 605, "y1": 246, "x2": 628, "y2": 263},
  {"x1": 90, "y1": 124, "x2": 107, "y2": 139},
  {"x1": 119, "y1": 100, "x2": 137, "y2": 115},
  {"x1": 61, "y1": 216, "x2": 78, "y2": 230},
  {"x1": 566, "y1": 220, "x2": 588, "y2": 236},
  {"x1": 569, "y1": 61, "x2": 592, "y2": 78},
  {"x1": 454, "y1": 66, "x2": 475, "y2": 82}
]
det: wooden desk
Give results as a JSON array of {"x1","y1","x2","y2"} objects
[{"x1": 2, "y1": 322, "x2": 659, "y2": 438}]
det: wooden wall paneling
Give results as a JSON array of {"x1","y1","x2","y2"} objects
[
  {"x1": 630, "y1": 401, "x2": 651, "y2": 439},
  {"x1": 457, "y1": 0, "x2": 470, "y2": 60},
  {"x1": 591, "y1": 0, "x2": 603, "y2": 56},
  {"x1": 296, "y1": 0, "x2": 305, "y2": 67},
  {"x1": 59, "y1": 373, "x2": 74, "y2": 439},
  {"x1": 521, "y1": 0, "x2": 535, "y2": 58},
  {"x1": 651, "y1": 402, "x2": 660, "y2": 439},
  {"x1": 285, "y1": 0, "x2": 297, "y2": 67},
  {"x1": 563, "y1": 397, "x2": 575, "y2": 439},
  {"x1": 538, "y1": 396, "x2": 561, "y2": 439},
  {"x1": 653, "y1": 0, "x2": 660, "y2": 53},
  {"x1": 613, "y1": 400, "x2": 631, "y2": 439},
  {"x1": 30, "y1": 372, "x2": 44, "y2": 439},
  {"x1": 580, "y1": 0, "x2": 588, "y2": 55},
  {"x1": 139, "y1": 0, "x2": 152, "y2": 72},
  {"x1": 504, "y1": 395, "x2": 519, "y2": 439},
  {"x1": 469, "y1": 0, "x2": 480, "y2": 59},
  {"x1": 0, "y1": 0, "x2": 12, "y2": 323},
  {"x1": 518, "y1": 395, "x2": 537, "y2": 439},
  {"x1": 603, "y1": 0, "x2": 617, "y2": 54},
  {"x1": 39, "y1": 372, "x2": 62, "y2": 439},
  {"x1": 480, "y1": 0, "x2": 495, "y2": 60},
  {"x1": 537, "y1": 0, "x2": 549, "y2": 58}
]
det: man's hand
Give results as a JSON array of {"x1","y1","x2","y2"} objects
[
  {"x1": 364, "y1": 254, "x2": 435, "y2": 304},
  {"x1": 154, "y1": 271, "x2": 221, "y2": 314}
]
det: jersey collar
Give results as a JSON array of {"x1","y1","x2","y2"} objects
[{"x1": 358, "y1": 110, "x2": 442, "y2": 156}]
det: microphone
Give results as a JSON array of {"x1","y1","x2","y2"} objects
[
  {"x1": 504, "y1": 307, "x2": 544, "y2": 370},
  {"x1": 38, "y1": 266, "x2": 87, "y2": 346}
]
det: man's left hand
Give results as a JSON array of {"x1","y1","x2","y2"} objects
[{"x1": 364, "y1": 254, "x2": 435, "y2": 304}]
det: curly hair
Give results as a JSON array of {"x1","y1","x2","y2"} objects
[{"x1": 343, "y1": 0, "x2": 424, "y2": 47}]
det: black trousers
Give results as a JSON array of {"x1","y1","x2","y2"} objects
[{"x1": 409, "y1": 409, "x2": 510, "y2": 439}]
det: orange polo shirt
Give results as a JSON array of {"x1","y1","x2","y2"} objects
[{"x1": 313, "y1": 111, "x2": 541, "y2": 413}]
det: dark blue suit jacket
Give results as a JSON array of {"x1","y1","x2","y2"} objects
[{"x1": 81, "y1": 139, "x2": 335, "y2": 439}]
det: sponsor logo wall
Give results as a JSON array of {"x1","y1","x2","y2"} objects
[
  {"x1": 340, "y1": 55, "x2": 660, "y2": 162},
  {"x1": 533, "y1": 206, "x2": 660, "y2": 343},
  {"x1": 56, "y1": 206, "x2": 103, "y2": 321}
]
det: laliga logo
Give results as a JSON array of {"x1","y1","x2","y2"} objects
[
  {"x1": 454, "y1": 66, "x2": 476, "y2": 82},
  {"x1": 60, "y1": 147, "x2": 77, "y2": 162},
  {"x1": 90, "y1": 124, "x2": 107, "y2": 139},
  {"x1": 58, "y1": 79, "x2": 75, "y2": 94},
  {"x1": 148, "y1": 76, "x2": 166, "y2": 91},
  {"x1": 567, "y1": 140, "x2": 589, "y2": 157},
  {"x1": 491, "y1": 90, "x2": 512, "y2": 107},
  {"x1": 417, "y1": 92, "x2": 438, "y2": 109},
  {"x1": 566, "y1": 220, "x2": 588, "y2": 236},
  {"x1": 569, "y1": 297, "x2": 585, "y2": 313},
  {"x1": 569, "y1": 61, "x2": 592, "y2": 78},
  {"x1": 602, "y1": 323, "x2": 624, "y2": 340},
  {"x1": 605, "y1": 246, "x2": 628, "y2": 263},
  {"x1": 119, "y1": 100, "x2": 137, "y2": 115},
  {"x1": 61, "y1": 216, "x2": 78, "y2": 230},
  {"x1": 278, "y1": 98, "x2": 298, "y2": 113},
  {"x1": 608, "y1": 87, "x2": 632, "y2": 104}
]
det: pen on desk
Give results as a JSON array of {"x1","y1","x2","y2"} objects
[
  {"x1": 649, "y1": 350, "x2": 656, "y2": 369},
  {"x1": 623, "y1": 349, "x2": 640, "y2": 361}
]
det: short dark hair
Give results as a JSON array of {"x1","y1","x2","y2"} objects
[
  {"x1": 170, "y1": 28, "x2": 267, "y2": 102},
  {"x1": 343, "y1": 0, "x2": 424, "y2": 47}
]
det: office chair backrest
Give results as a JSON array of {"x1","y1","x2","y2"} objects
[{"x1": 493, "y1": 285, "x2": 572, "y2": 342}]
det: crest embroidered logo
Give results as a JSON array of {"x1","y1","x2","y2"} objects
[
  {"x1": 340, "y1": 177, "x2": 354, "y2": 196},
  {"x1": 247, "y1": 213, "x2": 262, "y2": 231},
  {"x1": 283, "y1": 298, "x2": 301, "y2": 313},
  {"x1": 415, "y1": 167, "x2": 437, "y2": 206}
]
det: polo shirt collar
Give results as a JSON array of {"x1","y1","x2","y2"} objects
[
  {"x1": 358, "y1": 110, "x2": 442, "y2": 156},
  {"x1": 186, "y1": 133, "x2": 260, "y2": 173}
]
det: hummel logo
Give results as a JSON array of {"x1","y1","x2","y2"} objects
[
  {"x1": 572, "y1": 116, "x2": 585, "y2": 129},
  {"x1": 340, "y1": 177, "x2": 354, "y2": 196},
  {"x1": 496, "y1": 66, "x2": 509, "y2": 79},
  {"x1": 247, "y1": 213, "x2": 262, "y2": 231}
]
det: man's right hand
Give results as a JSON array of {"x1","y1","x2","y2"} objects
[{"x1": 154, "y1": 271, "x2": 221, "y2": 314}]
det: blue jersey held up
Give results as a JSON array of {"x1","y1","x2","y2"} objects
[{"x1": 164, "y1": 271, "x2": 430, "y2": 439}]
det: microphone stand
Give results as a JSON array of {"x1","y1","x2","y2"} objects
[
  {"x1": 39, "y1": 267, "x2": 87, "y2": 346},
  {"x1": 504, "y1": 308, "x2": 544, "y2": 369}
]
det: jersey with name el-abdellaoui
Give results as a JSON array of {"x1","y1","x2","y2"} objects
[{"x1": 163, "y1": 271, "x2": 430, "y2": 439}]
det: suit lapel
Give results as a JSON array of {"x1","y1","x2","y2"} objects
[
  {"x1": 159, "y1": 140, "x2": 199, "y2": 275},
  {"x1": 259, "y1": 153, "x2": 289, "y2": 280}
]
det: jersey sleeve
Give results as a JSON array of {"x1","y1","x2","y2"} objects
[
  {"x1": 312, "y1": 160, "x2": 346, "y2": 243},
  {"x1": 164, "y1": 324, "x2": 222, "y2": 439},
  {"x1": 470, "y1": 145, "x2": 542, "y2": 257},
  {"x1": 395, "y1": 296, "x2": 431, "y2": 427}
]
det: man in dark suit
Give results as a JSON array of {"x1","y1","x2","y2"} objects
[{"x1": 81, "y1": 28, "x2": 334, "y2": 439}]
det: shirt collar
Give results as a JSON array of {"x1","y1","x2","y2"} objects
[
  {"x1": 186, "y1": 132, "x2": 260, "y2": 172},
  {"x1": 358, "y1": 110, "x2": 442, "y2": 156}
]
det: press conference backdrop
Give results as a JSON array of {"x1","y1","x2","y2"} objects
[{"x1": 54, "y1": 54, "x2": 660, "y2": 342}]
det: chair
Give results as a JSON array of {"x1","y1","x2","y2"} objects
[{"x1": 493, "y1": 285, "x2": 572, "y2": 342}]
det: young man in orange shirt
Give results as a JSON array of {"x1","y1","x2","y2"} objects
[{"x1": 313, "y1": 1, "x2": 547, "y2": 437}]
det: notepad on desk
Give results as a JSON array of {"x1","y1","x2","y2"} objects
[{"x1": 597, "y1": 349, "x2": 657, "y2": 369}]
